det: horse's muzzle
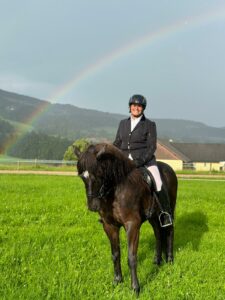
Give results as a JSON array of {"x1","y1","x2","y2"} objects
[{"x1": 87, "y1": 197, "x2": 101, "y2": 212}]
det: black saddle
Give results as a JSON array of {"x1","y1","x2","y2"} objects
[{"x1": 139, "y1": 167, "x2": 157, "y2": 191}]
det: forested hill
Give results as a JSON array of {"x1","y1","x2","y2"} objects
[
  {"x1": 1, "y1": 88, "x2": 225, "y2": 143},
  {"x1": 0, "y1": 89, "x2": 123, "y2": 141}
]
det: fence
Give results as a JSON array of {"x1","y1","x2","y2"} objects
[
  {"x1": 0, "y1": 159, "x2": 77, "y2": 170},
  {"x1": 183, "y1": 162, "x2": 195, "y2": 170}
]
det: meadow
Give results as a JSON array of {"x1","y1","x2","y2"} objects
[{"x1": 0, "y1": 174, "x2": 225, "y2": 300}]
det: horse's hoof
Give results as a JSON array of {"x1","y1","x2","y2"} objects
[
  {"x1": 166, "y1": 256, "x2": 174, "y2": 264},
  {"x1": 153, "y1": 256, "x2": 162, "y2": 265},
  {"x1": 113, "y1": 275, "x2": 123, "y2": 285},
  {"x1": 133, "y1": 286, "x2": 140, "y2": 296}
]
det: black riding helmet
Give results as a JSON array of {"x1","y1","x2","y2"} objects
[{"x1": 129, "y1": 94, "x2": 147, "y2": 110}]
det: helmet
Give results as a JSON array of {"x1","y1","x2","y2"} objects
[{"x1": 129, "y1": 94, "x2": 147, "y2": 110}]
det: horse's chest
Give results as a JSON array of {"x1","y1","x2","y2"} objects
[
  {"x1": 112, "y1": 202, "x2": 124, "y2": 221},
  {"x1": 112, "y1": 201, "x2": 134, "y2": 224},
  {"x1": 100, "y1": 202, "x2": 124, "y2": 225}
]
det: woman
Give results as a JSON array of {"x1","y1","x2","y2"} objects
[{"x1": 113, "y1": 94, "x2": 172, "y2": 227}]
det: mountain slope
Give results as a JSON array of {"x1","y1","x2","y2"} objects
[{"x1": 1, "y1": 89, "x2": 225, "y2": 143}]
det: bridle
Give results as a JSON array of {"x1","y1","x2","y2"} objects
[
  {"x1": 81, "y1": 170, "x2": 113, "y2": 199},
  {"x1": 86, "y1": 181, "x2": 113, "y2": 199}
]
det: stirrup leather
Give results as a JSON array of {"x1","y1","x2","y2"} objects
[{"x1": 159, "y1": 211, "x2": 173, "y2": 228}]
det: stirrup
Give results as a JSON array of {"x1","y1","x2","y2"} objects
[{"x1": 159, "y1": 211, "x2": 173, "y2": 228}]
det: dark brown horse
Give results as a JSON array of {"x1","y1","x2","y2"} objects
[{"x1": 75, "y1": 143, "x2": 177, "y2": 294}]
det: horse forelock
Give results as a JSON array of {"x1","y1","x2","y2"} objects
[{"x1": 77, "y1": 149, "x2": 98, "y2": 175}]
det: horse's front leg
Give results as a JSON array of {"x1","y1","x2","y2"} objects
[
  {"x1": 125, "y1": 221, "x2": 140, "y2": 295},
  {"x1": 102, "y1": 222, "x2": 123, "y2": 284}
]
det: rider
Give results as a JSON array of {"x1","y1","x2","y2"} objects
[{"x1": 113, "y1": 94, "x2": 172, "y2": 227}]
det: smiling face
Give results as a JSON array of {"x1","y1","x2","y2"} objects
[{"x1": 130, "y1": 103, "x2": 144, "y2": 118}]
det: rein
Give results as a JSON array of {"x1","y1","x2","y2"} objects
[{"x1": 87, "y1": 181, "x2": 113, "y2": 199}]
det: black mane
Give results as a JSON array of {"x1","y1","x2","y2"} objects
[{"x1": 77, "y1": 143, "x2": 136, "y2": 185}]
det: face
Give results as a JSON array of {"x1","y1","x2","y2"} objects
[
  {"x1": 130, "y1": 104, "x2": 144, "y2": 118},
  {"x1": 79, "y1": 169, "x2": 103, "y2": 212}
]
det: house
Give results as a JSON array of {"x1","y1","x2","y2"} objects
[
  {"x1": 155, "y1": 140, "x2": 188, "y2": 171},
  {"x1": 156, "y1": 141, "x2": 225, "y2": 171},
  {"x1": 171, "y1": 143, "x2": 225, "y2": 171}
]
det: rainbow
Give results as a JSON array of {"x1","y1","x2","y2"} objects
[
  {"x1": 2, "y1": 100, "x2": 49, "y2": 155},
  {"x1": 3, "y1": 4, "x2": 225, "y2": 155},
  {"x1": 46, "y1": 3, "x2": 225, "y2": 104}
]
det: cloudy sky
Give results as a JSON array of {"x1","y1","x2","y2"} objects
[{"x1": 1, "y1": 0, "x2": 225, "y2": 127}]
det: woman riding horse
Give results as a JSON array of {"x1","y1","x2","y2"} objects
[
  {"x1": 76, "y1": 143, "x2": 177, "y2": 294},
  {"x1": 113, "y1": 94, "x2": 172, "y2": 227}
]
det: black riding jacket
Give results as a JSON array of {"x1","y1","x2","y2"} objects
[{"x1": 113, "y1": 114, "x2": 157, "y2": 167}]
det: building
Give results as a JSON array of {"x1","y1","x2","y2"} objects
[
  {"x1": 155, "y1": 140, "x2": 187, "y2": 171},
  {"x1": 156, "y1": 141, "x2": 225, "y2": 171}
]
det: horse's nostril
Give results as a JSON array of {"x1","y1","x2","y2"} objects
[{"x1": 88, "y1": 198, "x2": 101, "y2": 212}]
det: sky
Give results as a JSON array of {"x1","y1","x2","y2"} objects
[{"x1": 0, "y1": 0, "x2": 225, "y2": 127}]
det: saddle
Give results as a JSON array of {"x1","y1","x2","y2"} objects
[{"x1": 139, "y1": 167, "x2": 157, "y2": 192}]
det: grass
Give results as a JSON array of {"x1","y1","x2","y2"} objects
[
  {"x1": 0, "y1": 175, "x2": 225, "y2": 299},
  {"x1": 176, "y1": 169, "x2": 225, "y2": 175}
]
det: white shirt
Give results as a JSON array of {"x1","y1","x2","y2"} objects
[
  {"x1": 128, "y1": 114, "x2": 143, "y2": 160},
  {"x1": 130, "y1": 114, "x2": 142, "y2": 132}
]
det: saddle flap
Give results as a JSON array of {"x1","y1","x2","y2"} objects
[{"x1": 139, "y1": 167, "x2": 157, "y2": 191}]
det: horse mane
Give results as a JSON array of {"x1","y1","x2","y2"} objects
[
  {"x1": 95, "y1": 143, "x2": 138, "y2": 185},
  {"x1": 77, "y1": 143, "x2": 137, "y2": 185}
]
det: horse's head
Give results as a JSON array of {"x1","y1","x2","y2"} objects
[
  {"x1": 75, "y1": 144, "x2": 107, "y2": 212},
  {"x1": 75, "y1": 143, "x2": 135, "y2": 212},
  {"x1": 79, "y1": 168, "x2": 104, "y2": 212}
]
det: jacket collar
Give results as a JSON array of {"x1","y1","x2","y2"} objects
[
  {"x1": 127, "y1": 114, "x2": 146, "y2": 131},
  {"x1": 127, "y1": 114, "x2": 146, "y2": 121}
]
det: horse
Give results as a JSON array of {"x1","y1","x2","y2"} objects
[{"x1": 75, "y1": 143, "x2": 178, "y2": 294}]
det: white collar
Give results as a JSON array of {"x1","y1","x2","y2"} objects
[{"x1": 130, "y1": 114, "x2": 142, "y2": 131}]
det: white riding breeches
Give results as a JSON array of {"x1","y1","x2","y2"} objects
[{"x1": 146, "y1": 165, "x2": 162, "y2": 192}]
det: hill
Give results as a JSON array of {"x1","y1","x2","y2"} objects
[{"x1": 1, "y1": 88, "x2": 225, "y2": 143}]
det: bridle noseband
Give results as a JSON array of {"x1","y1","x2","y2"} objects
[
  {"x1": 87, "y1": 181, "x2": 113, "y2": 199},
  {"x1": 81, "y1": 170, "x2": 113, "y2": 199}
]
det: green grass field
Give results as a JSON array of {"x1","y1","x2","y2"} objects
[{"x1": 0, "y1": 175, "x2": 225, "y2": 300}]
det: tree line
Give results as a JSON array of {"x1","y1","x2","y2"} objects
[
  {"x1": 9, "y1": 131, "x2": 74, "y2": 160},
  {"x1": 0, "y1": 119, "x2": 15, "y2": 154},
  {"x1": 0, "y1": 118, "x2": 74, "y2": 159},
  {"x1": 1, "y1": 118, "x2": 94, "y2": 160}
]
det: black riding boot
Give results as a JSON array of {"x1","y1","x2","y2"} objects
[{"x1": 156, "y1": 187, "x2": 173, "y2": 227}]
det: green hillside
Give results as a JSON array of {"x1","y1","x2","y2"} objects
[{"x1": 1, "y1": 88, "x2": 225, "y2": 143}]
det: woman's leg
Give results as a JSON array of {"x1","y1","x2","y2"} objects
[
  {"x1": 147, "y1": 165, "x2": 172, "y2": 227},
  {"x1": 147, "y1": 165, "x2": 162, "y2": 192}
]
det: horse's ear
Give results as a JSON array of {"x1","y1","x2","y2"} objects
[
  {"x1": 73, "y1": 146, "x2": 81, "y2": 158},
  {"x1": 96, "y1": 145, "x2": 106, "y2": 160},
  {"x1": 96, "y1": 144, "x2": 117, "y2": 161}
]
